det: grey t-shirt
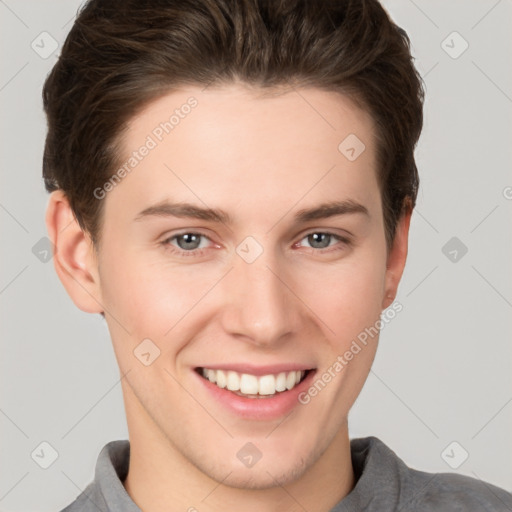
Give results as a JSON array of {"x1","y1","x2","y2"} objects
[{"x1": 60, "y1": 436, "x2": 512, "y2": 511}]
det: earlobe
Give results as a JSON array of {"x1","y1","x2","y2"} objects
[
  {"x1": 382, "y1": 206, "x2": 412, "y2": 310},
  {"x1": 45, "y1": 190, "x2": 104, "y2": 314}
]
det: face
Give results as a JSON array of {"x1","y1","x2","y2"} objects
[{"x1": 67, "y1": 84, "x2": 406, "y2": 489}]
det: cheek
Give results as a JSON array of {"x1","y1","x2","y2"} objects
[
  {"x1": 98, "y1": 249, "x2": 216, "y2": 344},
  {"x1": 297, "y1": 252, "x2": 387, "y2": 340}
]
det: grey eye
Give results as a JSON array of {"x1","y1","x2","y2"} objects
[
  {"x1": 304, "y1": 233, "x2": 335, "y2": 249},
  {"x1": 174, "y1": 233, "x2": 203, "y2": 250}
]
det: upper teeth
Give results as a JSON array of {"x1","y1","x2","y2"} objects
[{"x1": 201, "y1": 368, "x2": 306, "y2": 396}]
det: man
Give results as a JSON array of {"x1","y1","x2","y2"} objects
[{"x1": 42, "y1": 0, "x2": 512, "y2": 510}]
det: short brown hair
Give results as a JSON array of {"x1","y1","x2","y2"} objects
[{"x1": 42, "y1": 0, "x2": 424, "y2": 249}]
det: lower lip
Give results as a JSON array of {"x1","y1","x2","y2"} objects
[{"x1": 194, "y1": 369, "x2": 316, "y2": 421}]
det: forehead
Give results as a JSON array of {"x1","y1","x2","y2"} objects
[{"x1": 106, "y1": 83, "x2": 380, "y2": 223}]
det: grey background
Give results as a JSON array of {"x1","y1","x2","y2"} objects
[{"x1": 1, "y1": 0, "x2": 511, "y2": 510}]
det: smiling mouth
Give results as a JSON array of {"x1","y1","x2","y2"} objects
[{"x1": 196, "y1": 367, "x2": 313, "y2": 398}]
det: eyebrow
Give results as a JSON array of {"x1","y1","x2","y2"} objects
[{"x1": 134, "y1": 199, "x2": 369, "y2": 225}]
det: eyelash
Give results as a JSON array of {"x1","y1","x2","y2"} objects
[{"x1": 161, "y1": 230, "x2": 351, "y2": 257}]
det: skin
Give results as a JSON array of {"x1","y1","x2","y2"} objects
[{"x1": 46, "y1": 83, "x2": 411, "y2": 512}]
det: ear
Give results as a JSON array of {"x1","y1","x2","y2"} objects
[
  {"x1": 381, "y1": 204, "x2": 412, "y2": 310},
  {"x1": 45, "y1": 190, "x2": 104, "y2": 314}
]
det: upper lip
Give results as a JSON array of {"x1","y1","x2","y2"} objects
[{"x1": 195, "y1": 364, "x2": 315, "y2": 376}]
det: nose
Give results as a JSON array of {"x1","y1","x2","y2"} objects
[{"x1": 219, "y1": 247, "x2": 301, "y2": 348}]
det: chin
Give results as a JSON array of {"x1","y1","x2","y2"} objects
[
  {"x1": 218, "y1": 459, "x2": 310, "y2": 490},
  {"x1": 187, "y1": 442, "x2": 319, "y2": 492}
]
